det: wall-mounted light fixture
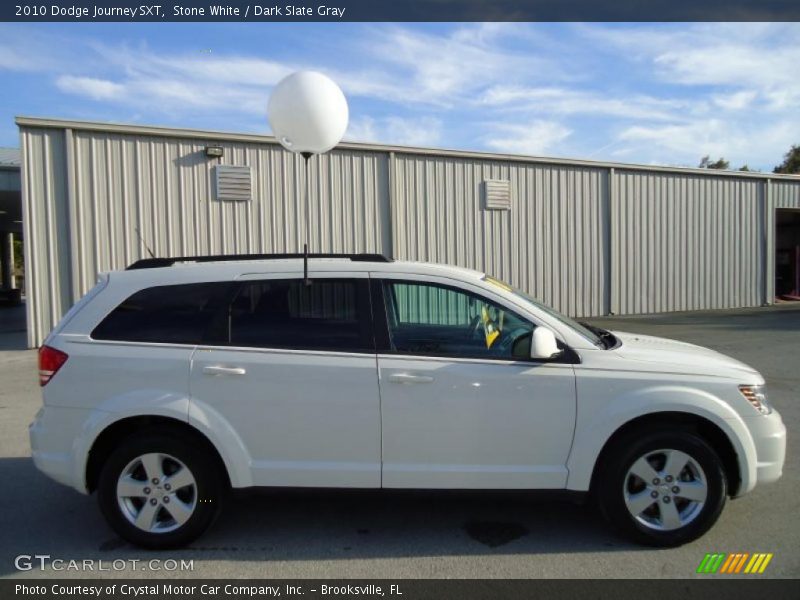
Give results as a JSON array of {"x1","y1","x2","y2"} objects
[{"x1": 205, "y1": 145, "x2": 224, "y2": 158}]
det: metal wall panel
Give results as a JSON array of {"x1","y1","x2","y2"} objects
[
  {"x1": 391, "y1": 154, "x2": 609, "y2": 318},
  {"x1": 612, "y1": 171, "x2": 765, "y2": 314},
  {"x1": 21, "y1": 127, "x2": 391, "y2": 346},
  {"x1": 20, "y1": 128, "x2": 73, "y2": 347},
  {"x1": 772, "y1": 180, "x2": 800, "y2": 210}
]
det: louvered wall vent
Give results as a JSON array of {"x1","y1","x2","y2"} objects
[
  {"x1": 482, "y1": 179, "x2": 511, "y2": 210},
  {"x1": 215, "y1": 165, "x2": 252, "y2": 201}
]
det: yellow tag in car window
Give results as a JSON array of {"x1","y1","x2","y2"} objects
[
  {"x1": 484, "y1": 276, "x2": 513, "y2": 292},
  {"x1": 481, "y1": 306, "x2": 500, "y2": 348},
  {"x1": 485, "y1": 325, "x2": 500, "y2": 348}
]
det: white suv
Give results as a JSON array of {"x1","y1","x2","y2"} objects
[{"x1": 30, "y1": 254, "x2": 786, "y2": 548}]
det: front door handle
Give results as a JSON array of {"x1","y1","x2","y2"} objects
[
  {"x1": 387, "y1": 373, "x2": 434, "y2": 384},
  {"x1": 203, "y1": 365, "x2": 246, "y2": 376}
]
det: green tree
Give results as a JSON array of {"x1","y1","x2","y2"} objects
[
  {"x1": 698, "y1": 155, "x2": 730, "y2": 170},
  {"x1": 773, "y1": 144, "x2": 800, "y2": 174},
  {"x1": 13, "y1": 236, "x2": 23, "y2": 273}
]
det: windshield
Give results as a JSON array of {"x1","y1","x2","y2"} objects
[{"x1": 483, "y1": 276, "x2": 603, "y2": 346}]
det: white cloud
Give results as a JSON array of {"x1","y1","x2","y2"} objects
[
  {"x1": 574, "y1": 23, "x2": 800, "y2": 167},
  {"x1": 479, "y1": 85, "x2": 687, "y2": 121},
  {"x1": 33, "y1": 25, "x2": 556, "y2": 141},
  {"x1": 346, "y1": 116, "x2": 442, "y2": 147},
  {"x1": 617, "y1": 116, "x2": 800, "y2": 169},
  {"x1": 357, "y1": 25, "x2": 559, "y2": 107},
  {"x1": 0, "y1": 26, "x2": 75, "y2": 72},
  {"x1": 0, "y1": 45, "x2": 45, "y2": 71},
  {"x1": 67, "y1": 44, "x2": 288, "y2": 115},
  {"x1": 56, "y1": 75, "x2": 124, "y2": 101},
  {"x1": 484, "y1": 121, "x2": 572, "y2": 156},
  {"x1": 95, "y1": 43, "x2": 293, "y2": 87},
  {"x1": 619, "y1": 120, "x2": 737, "y2": 159},
  {"x1": 712, "y1": 90, "x2": 757, "y2": 111},
  {"x1": 579, "y1": 23, "x2": 800, "y2": 111}
]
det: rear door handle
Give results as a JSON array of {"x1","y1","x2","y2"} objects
[
  {"x1": 203, "y1": 365, "x2": 246, "y2": 376},
  {"x1": 387, "y1": 373, "x2": 434, "y2": 384}
]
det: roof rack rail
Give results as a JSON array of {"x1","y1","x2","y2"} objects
[{"x1": 126, "y1": 253, "x2": 393, "y2": 270}]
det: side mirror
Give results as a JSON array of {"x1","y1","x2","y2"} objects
[{"x1": 531, "y1": 327, "x2": 561, "y2": 360}]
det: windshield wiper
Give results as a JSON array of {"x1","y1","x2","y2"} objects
[{"x1": 578, "y1": 322, "x2": 617, "y2": 349}]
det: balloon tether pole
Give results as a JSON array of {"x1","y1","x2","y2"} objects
[{"x1": 302, "y1": 152, "x2": 312, "y2": 286}]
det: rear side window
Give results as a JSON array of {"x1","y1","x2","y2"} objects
[
  {"x1": 92, "y1": 282, "x2": 232, "y2": 344},
  {"x1": 228, "y1": 279, "x2": 373, "y2": 352}
]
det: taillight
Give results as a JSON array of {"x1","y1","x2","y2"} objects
[{"x1": 38, "y1": 345, "x2": 69, "y2": 386}]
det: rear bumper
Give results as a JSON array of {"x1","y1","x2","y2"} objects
[{"x1": 29, "y1": 405, "x2": 91, "y2": 494}]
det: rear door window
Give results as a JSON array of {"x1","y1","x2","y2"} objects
[
  {"x1": 227, "y1": 278, "x2": 374, "y2": 353},
  {"x1": 92, "y1": 282, "x2": 233, "y2": 344}
]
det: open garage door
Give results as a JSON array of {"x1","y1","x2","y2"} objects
[
  {"x1": 776, "y1": 209, "x2": 800, "y2": 301},
  {"x1": 0, "y1": 156, "x2": 22, "y2": 306}
]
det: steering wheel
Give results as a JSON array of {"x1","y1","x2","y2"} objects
[
  {"x1": 469, "y1": 315, "x2": 484, "y2": 340},
  {"x1": 495, "y1": 327, "x2": 532, "y2": 355}
]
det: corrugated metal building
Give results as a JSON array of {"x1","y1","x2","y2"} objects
[{"x1": 16, "y1": 116, "x2": 800, "y2": 348}]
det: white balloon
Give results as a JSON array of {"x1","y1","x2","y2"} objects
[{"x1": 267, "y1": 71, "x2": 349, "y2": 155}]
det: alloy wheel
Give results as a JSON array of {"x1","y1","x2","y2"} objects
[
  {"x1": 116, "y1": 452, "x2": 198, "y2": 533},
  {"x1": 622, "y1": 448, "x2": 708, "y2": 531}
]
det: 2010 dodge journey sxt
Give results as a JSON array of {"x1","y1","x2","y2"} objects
[{"x1": 29, "y1": 253, "x2": 786, "y2": 548}]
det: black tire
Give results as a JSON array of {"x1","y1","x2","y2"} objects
[
  {"x1": 97, "y1": 431, "x2": 224, "y2": 549},
  {"x1": 596, "y1": 428, "x2": 727, "y2": 547}
]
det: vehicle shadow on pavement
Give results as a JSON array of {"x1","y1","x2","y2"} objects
[
  {"x1": 0, "y1": 457, "x2": 638, "y2": 576},
  {"x1": 203, "y1": 488, "x2": 632, "y2": 556}
]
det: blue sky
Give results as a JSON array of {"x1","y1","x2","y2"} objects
[{"x1": 1, "y1": 22, "x2": 798, "y2": 170}]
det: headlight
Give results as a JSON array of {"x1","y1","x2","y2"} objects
[{"x1": 739, "y1": 385, "x2": 772, "y2": 415}]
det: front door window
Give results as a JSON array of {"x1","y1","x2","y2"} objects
[{"x1": 382, "y1": 280, "x2": 534, "y2": 360}]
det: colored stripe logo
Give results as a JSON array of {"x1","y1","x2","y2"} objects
[{"x1": 697, "y1": 553, "x2": 773, "y2": 574}]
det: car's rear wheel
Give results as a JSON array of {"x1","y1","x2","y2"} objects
[
  {"x1": 597, "y1": 429, "x2": 727, "y2": 546},
  {"x1": 97, "y1": 432, "x2": 224, "y2": 549}
]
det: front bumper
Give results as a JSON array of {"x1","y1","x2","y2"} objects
[{"x1": 741, "y1": 408, "x2": 786, "y2": 492}]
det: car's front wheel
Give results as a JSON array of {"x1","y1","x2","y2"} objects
[
  {"x1": 97, "y1": 432, "x2": 224, "y2": 549},
  {"x1": 597, "y1": 429, "x2": 727, "y2": 546}
]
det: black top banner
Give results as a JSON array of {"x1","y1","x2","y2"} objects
[{"x1": 4, "y1": 0, "x2": 800, "y2": 22}]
